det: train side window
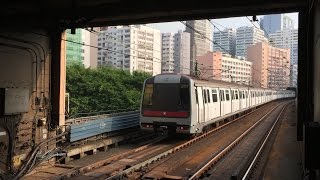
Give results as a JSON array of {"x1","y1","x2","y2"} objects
[
  {"x1": 231, "y1": 90, "x2": 234, "y2": 100},
  {"x1": 220, "y1": 90, "x2": 225, "y2": 101},
  {"x1": 203, "y1": 89, "x2": 207, "y2": 103},
  {"x1": 207, "y1": 89, "x2": 210, "y2": 103},
  {"x1": 212, "y1": 89, "x2": 218, "y2": 102},
  {"x1": 243, "y1": 91, "x2": 245, "y2": 99},
  {"x1": 226, "y1": 90, "x2": 230, "y2": 101},
  {"x1": 239, "y1": 91, "x2": 242, "y2": 99},
  {"x1": 195, "y1": 88, "x2": 198, "y2": 104},
  {"x1": 235, "y1": 91, "x2": 239, "y2": 100}
]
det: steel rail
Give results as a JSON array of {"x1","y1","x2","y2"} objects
[{"x1": 188, "y1": 101, "x2": 287, "y2": 180}]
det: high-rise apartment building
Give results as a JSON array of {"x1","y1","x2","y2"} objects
[
  {"x1": 213, "y1": 28, "x2": 236, "y2": 56},
  {"x1": 247, "y1": 42, "x2": 290, "y2": 90},
  {"x1": 235, "y1": 26, "x2": 267, "y2": 58},
  {"x1": 270, "y1": 28, "x2": 298, "y2": 87},
  {"x1": 260, "y1": 14, "x2": 294, "y2": 35},
  {"x1": 161, "y1": 31, "x2": 191, "y2": 74},
  {"x1": 197, "y1": 51, "x2": 252, "y2": 85},
  {"x1": 174, "y1": 30, "x2": 191, "y2": 74},
  {"x1": 97, "y1": 25, "x2": 161, "y2": 75},
  {"x1": 161, "y1": 33, "x2": 175, "y2": 73},
  {"x1": 186, "y1": 20, "x2": 212, "y2": 74},
  {"x1": 270, "y1": 29, "x2": 298, "y2": 65},
  {"x1": 290, "y1": 64, "x2": 298, "y2": 87}
]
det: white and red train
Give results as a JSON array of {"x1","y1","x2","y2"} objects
[{"x1": 140, "y1": 74, "x2": 295, "y2": 134}]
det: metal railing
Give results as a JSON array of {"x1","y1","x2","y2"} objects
[{"x1": 67, "y1": 111, "x2": 140, "y2": 142}]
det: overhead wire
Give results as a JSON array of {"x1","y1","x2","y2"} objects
[
  {"x1": 30, "y1": 31, "x2": 216, "y2": 77},
  {"x1": 180, "y1": 21, "x2": 230, "y2": 54},
  {"x1": 208, "y1": 19, "x2": 233, "y2": 42}
]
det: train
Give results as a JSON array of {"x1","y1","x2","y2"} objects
[{"x1": 140, "y1": 74, "x2": 295, "y2": 134}]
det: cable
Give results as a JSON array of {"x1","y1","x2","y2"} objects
[
  {"x1": 210, "y1": 20, "x2": 228, "y2": 29},
  {"x1": 245, "y1": 16, "x2": 270, "y2": 39},
  {"x1": 31, "y1": 31, "x2": 215, "y2": 77},
  {"x1": 208, "y1": 19, "x2": 233, "y2": 42},
  {"x1": 83, "y1": 27, "x2": 162, "y2": 53},
  {"x1": 245, "y1": 16, "x2": 260, "y2": 30},
  {"x1": 180, "y1": 21, "x2": 230, "y2": 54}
]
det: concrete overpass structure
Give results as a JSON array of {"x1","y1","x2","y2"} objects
[{"x1": 0, "y1": 0, "x2": 319, "y2": 178}]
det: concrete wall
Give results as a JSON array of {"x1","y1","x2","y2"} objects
[{"x1": 0, "y1": 30, "x2": 64, "y2": 171}]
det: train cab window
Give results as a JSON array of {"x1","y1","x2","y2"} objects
[
  {"x1": 225, "y1": 90, "x2": 230, "y2": 101},
  {"x1": 235, "y1": 91, "x2": 239, "y2": 100},
  {"x1": 180, "y1": 84, "x2": 190, "y2": 108},
  {"x1": 203, "y1": 89, "x2": 207, "y2": 103},
  {"x1": 207, "y1": 89, "x2": 211, "y2": 103},
  {"x1": 142, "y1": 83, "x2": 190, "y2": 112},
  {"x1": 212, "y1": 89, "x2": 218, "y2": 102},
  {"x1": 243, "y1": 91, "x2": 245, "y2": 99},
  {"x1": 142, "y1": 84, "x2": 154, "y2": 105},
  {"x1": 239, "y1": 91, "x2": 242, "y2": 99}
]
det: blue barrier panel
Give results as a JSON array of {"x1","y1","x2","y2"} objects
[{"x1": 69, "y1": 112, "x2": 140, "y2": 142}]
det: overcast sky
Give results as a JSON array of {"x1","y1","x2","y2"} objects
[{"x1": 146, "y1": 13, "x2": 298, "y2": 34}]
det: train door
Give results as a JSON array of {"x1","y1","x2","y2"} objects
[
  {"x1": 207, "y1": 88, "x2": 213, "y2": 120},
  {"x1": 231, "y1": 89, "x2": 234, "y2": 113},
  {"x1": 251, "y1": 91, "x2": 255, "y2": 106},
  {"x1": 219, "y1": 89, "x2": 225, "y2": 116},
  {"x1": 234, "y1": 89, "x2": 240, "y2": 112},
  {"x1": 239, "y1": 90, "x2": 244, "y2": 110},
  {"x1": 196, "y1": 86, "x2": 205, "y2": 123},
  {"x1": 211, "y1": 88, "x2": 220, "y2": 119},
  {"x1": 246, "y1": 90, "x2": 250, "y2": 108},
  {"x1": 203, "y1": 88, "x2": 210, "y2": 122},
  {"x1": 225, "y1": 89, "x2": 232, "y2": 114}
]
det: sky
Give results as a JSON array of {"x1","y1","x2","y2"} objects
[{"x1": 146, "y1": 13, "x2": 298, "y2": 34}]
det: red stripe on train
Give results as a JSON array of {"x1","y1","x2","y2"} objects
[{"x1": 143, "y1": 110, "x2": 188, "y2": 118}]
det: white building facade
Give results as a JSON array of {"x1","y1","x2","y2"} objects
[
  {"x1": 174, "y1": 30, "x2": 191, "y2": 74},
  {"x1": 270, "y1": 28, "x2": 298, "y2": 87},
  {"x1": 235, "y1": 26, "x2": 267, "y2": 58},
  {"x1": 161, "y1": 33, "x2": 175, "y2": 73},
  {"x1": 213, "y1": 28, "x2": 236, "y2": 56},
  {"x1": 97, "y1": 25, "x2": 161, "y2": 75},
  {"x1": 270, "y1": 29, "x2": 298, "y2": 64},
  {"x1": 221, "y1": 54, "x2": 252, "y2": 85},
  {"x1": 186, "y1": 20, "x2": 212, "y2": 74},
  {"x1": 82, "y1": 29, "x2": 98, "y2": 68},
  {"x1": 290, "y1": 64, "x2": 298, "y2": 87}
]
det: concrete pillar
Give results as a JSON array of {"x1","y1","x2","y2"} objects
[
  {"x1": 314, "y1": 1, "x2": 320, "y2": 123},
  {"x1": 50, "y1": 30, "x2": 66, "y2": 128}
]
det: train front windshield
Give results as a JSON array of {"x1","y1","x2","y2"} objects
[{"x1": 142, "y1": 83, "x2": 190, "y2": 117}]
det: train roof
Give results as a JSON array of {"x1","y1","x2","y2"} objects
[{"x1": 151, "y1": 73, "x2": 277, "y2": 91}]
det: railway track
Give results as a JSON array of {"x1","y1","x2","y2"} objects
[
  {"x1": 31, "y1": 100, "x2": 289, "y2": 180},
  {"x1": 125, "y1": 101, "x2": 287, "y2": 180},
  {"x1": 190, "y1": 100, "x2": 292, "y2": 180},
  {"x1": 101, "y1": 101, "x2": 282, "y2": 180}
]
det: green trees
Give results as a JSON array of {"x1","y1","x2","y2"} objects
[{"x1": 66, "y1": 64, "x2": 151, "y2": 117}]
